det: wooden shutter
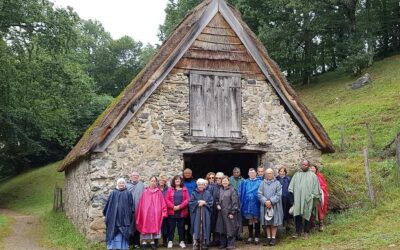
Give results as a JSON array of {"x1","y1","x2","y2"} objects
[
  {"x1": 229, "y1": 75, "x2": 241, "y2": 137},
  {"x1": 190, "y1": 73, "x2": 206, "y2": 136},
  {"x1": 190, "y1": 72, "x2": 241, "y2": 138}
]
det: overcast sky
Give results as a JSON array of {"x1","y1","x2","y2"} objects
[{"x1": 52, "y1": 0, "x2": 168, "y2": 45}]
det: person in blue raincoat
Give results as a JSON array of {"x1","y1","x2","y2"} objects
[
  {"x1": 103, "y1": 178, "x2": 134, "y2": 250},
  {"x1": 239, "y1": 168, "x2": 262, "y2": 245},
  {"x1": 189, "y1": 178, "x2": 214, "y2": 250}
]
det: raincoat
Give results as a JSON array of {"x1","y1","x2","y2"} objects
[
  {"x1": 189, "y1": 188, "x2": 214, "y2": 242},
  {"x1": 288, "y1": 169, "x2": 321, "y2": 221},
  {"x1": 103, "y1": 188, "x2": 134, "y2": 243},
  {"x1": 238, "y1": 178, "x2": 261, "y2": 218},
  {"x1": 316, "y1": 172, "x2": 329, "y2": 221},
  {"x1": 135, "y1": 187, "x2": 167, "y2": 234}
]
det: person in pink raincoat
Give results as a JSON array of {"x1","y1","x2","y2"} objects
[{"x1": 136, "y1": 176, "x2": 168, "y2": 250}]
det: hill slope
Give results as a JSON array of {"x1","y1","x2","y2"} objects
[
  {"x1": 0, "y1": 55, "x2": 400, "y2": 249},
  {"x1": 297, "y1": 55, "x2": 400, "y2": 151}
]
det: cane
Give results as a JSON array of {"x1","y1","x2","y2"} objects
[{"x1": 199, "y1": 205, "x2": 203, "y2": 250}]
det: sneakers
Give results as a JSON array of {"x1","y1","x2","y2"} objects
[
  {"x1": 269, "y1": 238, "x2": 276, "y2": 246},
  {"x1": 254, "y1": 237, "x2": 260, "y2": 245},
  {"x1": 167, "y1": 241, "x2": 173, "y2": 248},
  {"x1": 246, "y1": 237, "x2": 253, "y2": 244},
  {"x1": 179, "y1": 241, "x2": 186, "y2": 248},
  {"x1": 193, "y1": 241, "x2": 200, "y2": 250}
]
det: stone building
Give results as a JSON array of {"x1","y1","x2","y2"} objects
[{"x1": 59, "y1": 0, "x2": 334, "y2": 242}]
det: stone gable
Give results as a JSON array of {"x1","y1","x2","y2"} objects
[{"x1": 65, "y1": 72, "x2": 321, "y2": 241}]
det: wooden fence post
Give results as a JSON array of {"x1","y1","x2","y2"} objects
[
  {"x1": 53, "y1": 184, "x2": 63, "y2": 212},
  {"x1": 395, "y1": 134, "x2": 400, "y2": 185},
  {"x1": 340, "y1": 126, "x2": 345, "y2": 151},
  {"x1": 365, "y1": 123, "x2": 375, "y2": 147},
  {"x1": 363, "y1": 147, "x2": 376, "y2": 207}
]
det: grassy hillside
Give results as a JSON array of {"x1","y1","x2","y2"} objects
[
  {"x1": 297, "y1": 55, "x2": 400, "y2": 152},
  {"x1": 0, "y1": 55, "x2": 399, "y2": 249},
  {"x1": 297, "y1": 55, "x2": 400, "y2": 210},
  {"x1": 0, "y1": 163, "x2": 99, "y2": 250}
]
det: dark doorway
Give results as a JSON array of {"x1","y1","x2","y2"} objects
[{"x1": 183, "y1": 152, "x2": 261, "y2": 179}]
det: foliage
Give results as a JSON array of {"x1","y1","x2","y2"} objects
[
  {"x1": 158, "y1": 0, "x2": 400, "y2": 85},
  {"x1": 0, "y1": 0, "x2": 155, "y2": 178},
  {"x1": 340, "y1": 52, "x2": 372, "y2": 76}
]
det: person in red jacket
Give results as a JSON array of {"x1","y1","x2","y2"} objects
[
  {"x1": 165, "y1": 175, "x2": 190, "y2": 248},
  {"x1": 310, "y1": 164, "x2": 329, "y2": 231}
]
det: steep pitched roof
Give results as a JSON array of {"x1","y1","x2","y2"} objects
[{"x1": 59, "y1": 0, "x2": 334, "y2": 172}]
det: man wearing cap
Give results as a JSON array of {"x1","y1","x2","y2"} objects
[
  {"x1": 288, "y1": 159, "x2": 321, "y2": 239},
  {"x1": 258, "y1": 168, "x2": 283, "y2": 246}
]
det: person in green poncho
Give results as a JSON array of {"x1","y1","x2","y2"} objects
[{"x1": 288, "y1": 159, "x2": 321, "y2": 238}]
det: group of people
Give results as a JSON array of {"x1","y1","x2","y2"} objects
[{"x1": 103, "y1": 160, "x2": 329, "y2": 250}]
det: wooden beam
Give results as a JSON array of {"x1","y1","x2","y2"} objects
[
  {"x1": 218, "y1": 0, "x2": 321, "y2": 150},
  {"x1": 93, "y1": 0, "x2": 219, "y2": 152},
  {"x1": 181, "y1": 141, "x2": 270, "y2": 154}
]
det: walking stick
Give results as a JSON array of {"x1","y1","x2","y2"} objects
[{"x1": 199, "y1": 205, "x2": 203, "y2": 250}]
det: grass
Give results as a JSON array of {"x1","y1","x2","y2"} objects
[
  {"x1": 0, "y1": 55, "x2": 400, "y2": 249},
  {"x1": 274, "y1": 183, "x2": 400, "y2": 250},
  {"x1": 0, "y1": 215, "x2": 12, "y2": 250},
  {"x1": 0, "y1": 162, "x2": 101, "y2": 250},
  {"x1": 297, "y1": 55, "x2": 400, "y2": 152}
]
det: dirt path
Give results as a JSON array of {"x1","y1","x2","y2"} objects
[{"x1": 0, "y1": 209, "x2": 51, "y2": 250}]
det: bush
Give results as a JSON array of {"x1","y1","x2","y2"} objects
[{"x1": 341, "y1": 52, "x2": 372, "y2": 76}]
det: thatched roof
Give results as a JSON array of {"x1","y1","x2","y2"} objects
[{"x1": 59, "y1": 0, "x2": 334, "y2": 172}]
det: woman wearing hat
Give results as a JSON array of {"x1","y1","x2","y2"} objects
[{"x1": 258, "y1": 168, "x2": 283, "y2": 246}]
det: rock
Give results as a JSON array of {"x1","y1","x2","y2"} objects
[
  {"x1": 351, "y1": 73, "x2": 371, "y2": 89},
  {"x1": 88, "y1": 207, "x2": 103, "y2": 218},
  {"x1": 90, "y1": 217, "x2": 106, "y2": 230}
]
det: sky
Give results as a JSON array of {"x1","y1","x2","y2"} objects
[{"x1": 52, "y1": 0, "x2": 168, "y2": 45}]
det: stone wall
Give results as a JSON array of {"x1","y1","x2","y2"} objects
[
  {"x1": 241, "y1": 79, "x2": 322, "y2": 174},
  {"x1": 64, "y1": 159, "x2": 91, "y2": 239},
  {"x1": 65, "y1": 72, "x2": 322, "y2": 241}
]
